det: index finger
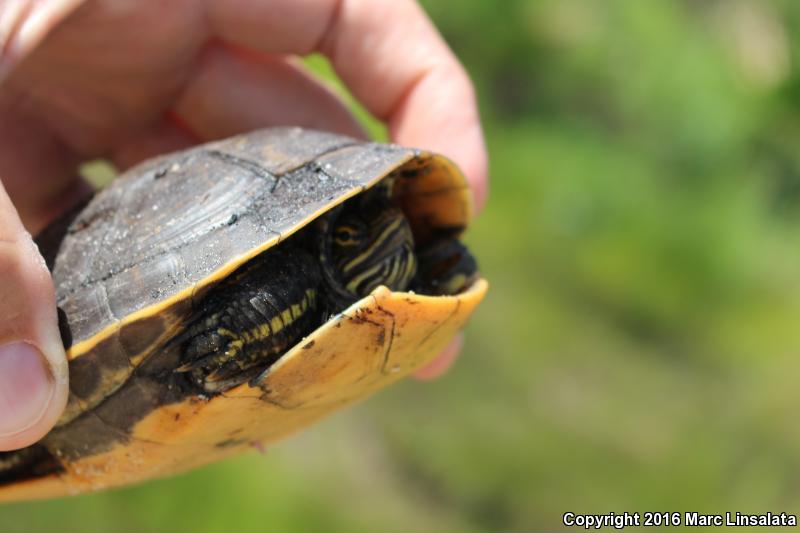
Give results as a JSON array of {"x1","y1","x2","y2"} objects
[{"x1": 207, "y1": 0, "x2": 488, "y2": 213}]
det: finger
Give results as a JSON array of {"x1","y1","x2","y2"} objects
[
  {"x1": 414, "y1": 333, "x2": 463, "y2": 381},
  {"x1": 0, "y1": 0, "x2": 85, "y2": 80},
  {"x1": 207, "y1": 0, "x2": 488, "y2": 212},
  {"x1": 0, "y1": 182, "x2": 68, "y2": 451},
  {"x1": 0, "y1": 100, "x2": 90, "y2": 233},
  {"x1": 171, "y1": 43, "x2": 365, "y2": 142},
  {"x1": 111, "y1": 114, "x2": 201, "y2": 170}
]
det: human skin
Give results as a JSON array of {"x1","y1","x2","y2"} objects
[{"x1": 0, "y1": 0, "x2": 488, "y2": 451}]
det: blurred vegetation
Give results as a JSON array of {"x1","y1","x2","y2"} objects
[{"x1": 6, "y1": 0, "x2": 800, "y2": 531}]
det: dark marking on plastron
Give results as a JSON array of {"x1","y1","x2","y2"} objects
[
  {"x1": 43, "y1": 411, "x2": 131, "y2": 461},
  {"x1": 0, "y1": 445, "x2": 64, "y2": 485},
  {"x1": 303, "y1": 340, "x2": 315, "y2": 350},
  {"x1": 36, "y1": 362, "x2": 192, "y2": 463},
  {"x1": 67, "y1": 331, "x2": 133, "y2": 414},
  {"x1": 118, "y1": 314, "x2": 170, "y2": 362},
  {"x1": 68, "y1": 355, "x2": 103, "y2": 402},
  {"x1": 92, "y1": 376, "x2": 167, "y2": 432}
]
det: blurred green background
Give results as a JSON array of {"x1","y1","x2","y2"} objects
[{"x1": 7, "y1": 0, "x2": 800, "y2": 531}]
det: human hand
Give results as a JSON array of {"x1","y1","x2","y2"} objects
[{"x1": 0, "y1": 0, "x2": 488, "y2": 450}]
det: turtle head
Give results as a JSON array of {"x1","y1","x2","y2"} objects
[{"x1": 318, "y1": 195, "x2": 416, "y2": 308}]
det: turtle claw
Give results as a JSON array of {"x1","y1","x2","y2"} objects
[
  {"x1": 203, "y1": 365, "x2": 263, "y2": 393},
  {"x1": 175, "y1": 351, "x2": 224, "y2": 374}
]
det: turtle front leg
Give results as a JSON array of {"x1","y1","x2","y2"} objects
[{"x1": 174, "y1": 248, "x2": 321, "y2": 393}]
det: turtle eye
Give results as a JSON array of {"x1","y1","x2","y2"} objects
[{"x1": 333, "y1": 224, "x2": 364, "y2": 247}]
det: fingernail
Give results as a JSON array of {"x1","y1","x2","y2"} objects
[{"x1": 0, "y1": 342, "x2": 54, "y2": 437}]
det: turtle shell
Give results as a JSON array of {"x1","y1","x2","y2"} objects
[{"x1": 0, "y1": 127, "x2": 487, "y2": 501}]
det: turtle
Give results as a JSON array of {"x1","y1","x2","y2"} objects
[{"x1": 0, "y1": 127, "x2": 487, "y2": 502}]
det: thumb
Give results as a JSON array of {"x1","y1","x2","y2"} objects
[{"x1": 0, "y1": 182, "x2": 68, "y2": 451}]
